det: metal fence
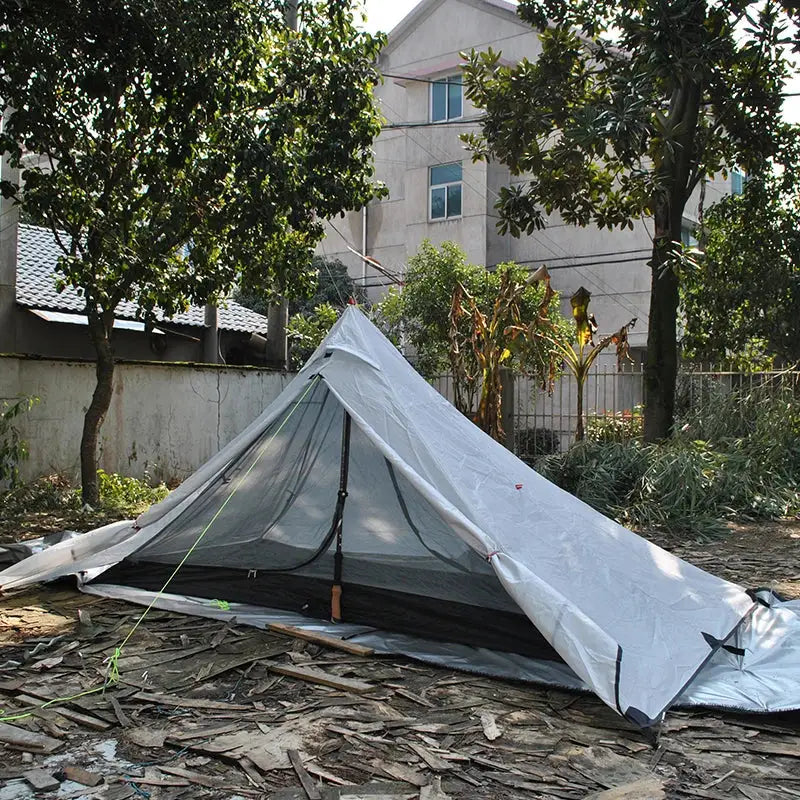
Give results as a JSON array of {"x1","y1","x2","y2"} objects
[{"x1": 431, "y1": 364, "x2": 800, "y2": 463}]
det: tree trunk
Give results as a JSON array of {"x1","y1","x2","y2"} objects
[
  {"x1": 81, "y1": 309, "x2": 116, "y2": 506},
  {"x1": 643, "y1": 204, "x2": 681, "y2": 442}
]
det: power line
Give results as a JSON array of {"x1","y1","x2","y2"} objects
[
  {"x1": 490, "y1": 247, "x2": 652, "y2": 266},
  {"x1": 381, "y1": 117, "x2": 485, "y2": 130}
]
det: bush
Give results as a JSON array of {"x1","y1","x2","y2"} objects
[
  {"x1": 516, "y1": 428, "x2": 561, "y2": 462},
  {"x1": 0, "y1": 470, "x2": 168, "y2": 518},
  {"x1": 96, "y1": 469, "x2": 169, "y2": 513},
  {"x1": 535, "y1": 386, "x2": 800, "y2": 537}
]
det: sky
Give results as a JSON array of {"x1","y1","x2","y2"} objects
[{"x1": 359, "y1": 0, "x2": 800, "y2": 124}]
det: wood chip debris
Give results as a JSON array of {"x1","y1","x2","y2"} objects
[{"x1": 0, "y1": 581, "x2": 798, "y2": 799}]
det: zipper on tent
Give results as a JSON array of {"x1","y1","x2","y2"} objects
[{"x1": 331, "y1": 410, "x2": 352, "y2": 622}]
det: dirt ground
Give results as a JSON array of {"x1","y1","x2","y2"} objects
[{"x1": 0, "y1": 520, "x2": 798, "y2": 799}]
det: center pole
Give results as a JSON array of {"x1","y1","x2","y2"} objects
[{"x1": 331, "y1": 410, "x2": 351, "y2": 622}]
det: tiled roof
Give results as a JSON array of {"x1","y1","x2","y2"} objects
[{"x1": 15, "y1": 224, "x2": 269, "y2": 335}]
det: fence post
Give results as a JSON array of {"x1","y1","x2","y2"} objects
[{"x1": 501, "y1": 367, "x2": 515, "y2": 453}]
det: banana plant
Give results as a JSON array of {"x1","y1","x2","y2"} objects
[
  {"x1": 537, "y1": 287, "x2": 636, "y2": 441},
  {"x1": 449, "y1": 266, "x2": 555, "y2": 443}
]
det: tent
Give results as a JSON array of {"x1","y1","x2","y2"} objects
[{"x1": 3, "y1": 306, "x2": 800, "y2": 728}]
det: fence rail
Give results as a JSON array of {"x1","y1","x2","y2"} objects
[{"x1": 431, "y1": 364, "x2": 800, "y2": 463}]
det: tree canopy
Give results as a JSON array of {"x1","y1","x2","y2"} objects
[
  {"x1": 681, "y1": 168, "x2": 800, "y2": 367},
  {"x1": 463, "y1": 0, "x2": 797, "y2": 440},
  {"x1": 237, "y1": 256, "x2": 367, "y2": 317},
  {"x1": 0, "y1": 0, "x2": 384, "y2": 502}
]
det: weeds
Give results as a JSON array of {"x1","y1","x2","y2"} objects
[{"x1": 0, "y1": 396, "x2": 38, "y2": 487}]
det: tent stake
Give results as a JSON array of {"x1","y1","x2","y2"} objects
[{"x1": 331, "y1": 410, "x2": 351, "y2": 622}]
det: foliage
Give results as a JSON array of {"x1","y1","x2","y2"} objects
[
  {"x1": 287, "y1": 302, "x2": 339, "y2": 368},
  {"x1": 462, "y1": 0, "x2": 797, "y2": 441},
  {"x1": 586, "y1": 407, "x2": 643, "y2": 443},
  {"x1": 0, "y1": 396, "x2": 38, "y2": 487},
  {"x1": 0, "y1": 0, "x2": 384, "y2": 503},
  {"x1": 516, "y1": 427, "x2": 561, "y2": 463},
  {"x1": 535, "y1": 381, "x2": 800, "y2": 537},
  {"x1": 450, "y1": 266, "x2": 555, "y2": 441},
  {"x1": 375, "y1": 241, "x2": 572, "y2": 415},
  {"x1": 0, "y1": 470, "x2": 168, "y2": 517},
  {"x1": 527, "y1": 286, "x2": 636, "y2": 441},
  {"x1": 681, "y1": 171, "x2": 800, "y2": 366},
  {"x1": 237, "y1": 257, "x2": 367, "y2": 317},
  {"x1": 95, "y1": 469, "x2": 169, "y2": 513}
]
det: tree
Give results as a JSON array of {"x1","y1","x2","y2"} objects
[
  {"x1": 236, "y1": 256, "x2": 367, "y2": 317},
  {"x1": 375, "y1": 240, "x2": 571, "y2": 415},
  {"x1": 681, "y1": 169, "x2": 800, "y2": 367},
  {"x1": 450, "y1": 266, "x2": 556, "y2": 442},
  {"x1": 462, "y1": 0, "x2": 796, "y2": 441},
  {"x1": 0, "y1": 0, "x2": 383, "y2": 503},
  {"x1": 287, "y1": 302, "x2": 339, "y2": 368}
]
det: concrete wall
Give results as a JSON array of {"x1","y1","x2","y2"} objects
[{"x1": 0, "y1": 355, "x2": 291, "y2": 484}]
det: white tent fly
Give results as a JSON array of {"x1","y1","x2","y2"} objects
[{"x1": 3, "y1": 306, "x2": 800, "y2": 728}]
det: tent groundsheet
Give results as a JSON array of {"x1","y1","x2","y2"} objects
[{"x1": 2, "y1": 306, "x2": 799, "y2": 728}]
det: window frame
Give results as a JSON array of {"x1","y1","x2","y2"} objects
[
  {"x1": 429, "y1": 162, "x2": 463, "y2": 221},
  {"x1": 429, "y1": 74, "x2": 464, "y2": 123}
]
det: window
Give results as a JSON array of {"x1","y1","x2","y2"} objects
[
  {"x1": 731, "y1": 167, "x2": 745, "y2": 196},
  {"x1": 431, "y1": 75, "x2": 463, "y2": 122},
  {"x1": 430, "y1": 163, "x2": 462, "y2": 220},
  {"x1": 680, "y1": 226, "x2": 697, "y2": 248}
]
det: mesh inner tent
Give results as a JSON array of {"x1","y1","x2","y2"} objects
[{"x1": 106, "y1": 380, "x2": 561, "y2": 659}]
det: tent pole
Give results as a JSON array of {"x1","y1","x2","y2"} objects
[{"x1": 331, "y1": 410, "x2": 352, "y2": 622}]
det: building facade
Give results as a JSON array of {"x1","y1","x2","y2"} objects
[{"x1": 319, "y1": 0, "x2": 735, "y2": 355}]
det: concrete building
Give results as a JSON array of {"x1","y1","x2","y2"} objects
[{"x1": 320, "y1": 0, "x2": 735, "y2": 355}]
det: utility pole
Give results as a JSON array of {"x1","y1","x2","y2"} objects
[{"x1": 264, "y1": 0, "x2": 298, "y2": 369}]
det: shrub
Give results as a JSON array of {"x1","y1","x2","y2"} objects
[
  {"x1": 96, "y1": 469, "x2": 169, "y2": 513},
  {"x1": 0, "y1": 470, "x2": 168, "y2": 518},
  {"x1": 535, "y1": 385, "x2": 800, "y2": 537},
  {"x1": 516, "y1": 428, "x2": 561, "y2": 462}
]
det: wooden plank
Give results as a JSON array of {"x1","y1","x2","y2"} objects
[
  {"x1": 0, "y1": 721, "x2": 62, "y2": 753},
  {"x1": 288, "y1": 748, "x2": 322, "y2": 800},
  {"x1": 267, "y1": 622, "x2": 373, "y2": 656},
  {"x1": 108, "y1": 695, "x2": 130, "y2": 728},
  {"x1": 585, "y1": 778, "x2": 666, "y2": 799},
  {"x1": 14, "y1": 693, "x2": 111, "y2": 731},
  {"x1": 263, "y1": 662, "x2": 373, "y2": 694},
  {"x1": 168, "y1": 646, "x2": 291, "y2": 690},
  {"x1": 406, "y1": 742, "x2": 450, "y2": 772},
  {"x1": 158, "y1": 765, "x2": 229, "y2": 789},
  {"x1": 61, "y1": 765, "x2": 103, "y2": 787},
  {"x1": 131, "y1": 692, "x2": 252, "y2": 711},
  {"x1": 23, "y1": 769, "x2": 61, "y2": 791}
]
